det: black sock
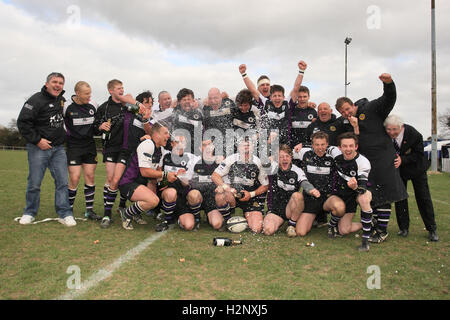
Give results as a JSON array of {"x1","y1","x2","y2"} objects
[{"x1": 68, "y1": 188, "x2": 77, "y2": 208}]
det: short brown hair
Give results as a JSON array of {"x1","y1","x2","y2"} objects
[
  {"x1": 107, "y1": 79, "x2": 123, "y2": 91},
  {"x1": 311, "y1": 131, "x2": 329, "y2": 143},
  {"x1": 298, "y1": 86, "x2": 310, "y2": 96},
  {"x1": 337, "y1": 132, "x2": 358, "y2": 146},
  {"x1": 279, "y1": 144, "x2": 293, "y2": 158},
  {"x1": 335, "y1": 97, "x2": 354, "y2": 111}
]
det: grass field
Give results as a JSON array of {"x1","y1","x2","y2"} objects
[{"x1": 0, "y1": 150, "x2": 448, "y2": 300}]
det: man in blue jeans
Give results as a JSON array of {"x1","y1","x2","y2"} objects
[{"x1": 17, "y1": 72, "x2": 76, "y2": 226}]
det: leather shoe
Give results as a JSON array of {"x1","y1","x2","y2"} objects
[
  {"x1": 429, "y1": 230, "x2": 439, "y2": 242},
  {"x1": 397, "y1": 229, "x2": 408, "y2": 237}
]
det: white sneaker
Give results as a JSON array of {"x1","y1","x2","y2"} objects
[
  {"x1": 19, "y1": 215, "x2": 35, "y2": 225},
  {"x1": 59, "y1": 215, "x2": 77, "y2": 227},
  {"x1": 286, "y1": 225, "x2": 297, "y2": 238}
]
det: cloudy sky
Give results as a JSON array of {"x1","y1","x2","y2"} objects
[{"x1": 1, "y1": 0, "x2": 449, "y2": 137}]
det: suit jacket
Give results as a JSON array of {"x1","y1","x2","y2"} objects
[{"x1": 398, "y1": 124, "x2": 429, "y2": 179}]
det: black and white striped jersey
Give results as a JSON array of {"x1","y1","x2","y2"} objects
[{"x1": 214, "y1": 153, "x2": 269, "y2": 192}]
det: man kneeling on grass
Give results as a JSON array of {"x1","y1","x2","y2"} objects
[
  {"x1": 328, "y1": 132, "x2": 373, "y2": 252},
  {"x1": 117, "y1": 122, "x2": 171, "y2": 230}
]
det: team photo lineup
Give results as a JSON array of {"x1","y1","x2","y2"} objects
[{"x1": 16, "y1": 59, "x2": 440, "y2": 254}]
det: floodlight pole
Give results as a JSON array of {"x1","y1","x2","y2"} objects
[
  {"x1": 345, "y1": 37, "x2": 352, "y2": 97},
  {"x1": 431, "y1": 0, "x2": 438, "y2": 171}
]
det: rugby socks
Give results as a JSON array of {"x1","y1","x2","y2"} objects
[
  {"x1": 328, "y1": 213, "x2": 341, "y2": 228},
  {"x1": 361, "y1": 209, "x2": 373, "y2": 240},
  {"x1": 375, "y1": 205, "x2": 391, "y2": 233},
  {"x1": 84, "y1": 184, "x2": 95, "y2": 211},
  {"x1": 189, "y1": 202, "x2": 202, "y2": 223},
  {"x1": 68, "y1": 188, "x2": 77, "y2": 208},
  {"x1": 119, "y1": 193, "x2": 127, "y2": 209},
  {"x1": 162, "y1": 200, "x2": 176, "y2": 224},
  {"x1": 288, "y1": 219, "x2": 297, "y2": 228},
  {"x1": 103, "y1": 185, "x2": 109, "y2": 208},
  {"x1": 104, "y1": 187, "x2": 118, "y2": 218},
  {"x1": 218, "y1": 203, "x2": 231, "y2": 221},
  {"x1": 122, "y1": 202, "x2": 145, "y2": 219}
]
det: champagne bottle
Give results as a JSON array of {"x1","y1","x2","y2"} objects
[
  {"x1": 213, "y1": 237, "x2": 242, "y2": 246},
  {"x1": 126, "y1": 103, "x2": 140, "y2": 114},
  {"x1": 102, "y1": 118, "x2": 111, "y2": 141}
]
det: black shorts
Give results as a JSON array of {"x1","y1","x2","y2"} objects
[
  {"x1": 117, "y1": 149, "x2": 132, "y2": 166},
  {"x1": 199, "y1": 188, "x2": 217, "y2": 214},
  {"x1": 66, "y1": 144, "x2": 97, "y2": 166},
  {"x1": 303, "y1": 193, "x2": 328, "y2": 215},
  {"x1": 103, "y1": 151, "x2": 120, "y2": 163},
  {"x1": 236, "y1": 194, "x2": 266, "y2": 214},
  {"x1": 157, "y1": 185, "x2": 191, "y2": 216},
  {"x1": 268, "y1": 194, "x2": 291, "y2": 220},
  {"x1": 334, "y1": 191, "x2": 358, "y2": 214},
  {"x1": 119, "y1": 177, "x2": 149, "y2": 201}
]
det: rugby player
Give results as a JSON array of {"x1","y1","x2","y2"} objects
[
  {"x1": 64, "y1": 81, "x2": 101, "y2": 221},
  {"x1": 264, "y1": 145, "x2": 315, "y2": 237},
  {"x1": 292, "y1": 132, "x2": 345, "y2": 237},
  {"x1": 211, "y1": 137, "x2": 269, "y2": 234},
  {"x1": 117, "y1": 122, "x2": 169, "y2": 230},
  {"x1": 154, "y1": 136, "x2": 199, "y2": 232},
  {"x1": 329, "y1": 132, "x2": 374, "y2": 252}
]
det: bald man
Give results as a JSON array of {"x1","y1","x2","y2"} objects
[
  {"x1": 203, "y1": 87, "x2": 235, "y2": 158},
  {"x1": 305, "y1": 103, "x2": 347, "y2": 147}
]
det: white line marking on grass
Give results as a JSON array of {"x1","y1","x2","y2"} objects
[
  {"x1": 57, "y1": 231, "x2": 168, "y2": 300},
  {"x1": 408, "y1": 192, "x2": 450, "y2": 206}
]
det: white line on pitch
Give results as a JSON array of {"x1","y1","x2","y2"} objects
[{"x1": 57, "y1": 230, "x2": 169, "y2": 300}]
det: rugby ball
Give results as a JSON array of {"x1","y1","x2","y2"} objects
[{"x1": 226, "y1": 216, "x2": 248, "y2": 233}]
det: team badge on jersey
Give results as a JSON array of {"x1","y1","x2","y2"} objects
[
  {"x1": 350, "y1": 170, "x2": 357, "y2": 177},
  {"x1": 181, "y1": 160, "x2": 187, "y2": 167},
  {"x1": 359, "y1": 114, "x2": 366, "y2": 121},
  {"x1": 325, "y1": 161, "x2": 331, "y2": 166},
  {"x1": 308, "y1": 114, "x2": 314, "y2": 120},
  {"x1": 289, "y1": 178, "x2": 295, "y2": 184},
  {"x1": 250, "y1": 172, "x2": 256, "y2": 178},
  {"x1": 89, "y1": 109, "x2": 95, "y2": 115},
  {"x1": 248, "y1": 117, "x2": 254, "y2": 123},
  {"x1": 193, "y1": 114, "x2": 200, "y2": 120}
]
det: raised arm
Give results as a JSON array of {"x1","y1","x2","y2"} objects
[
  {"x1": 370, "y1": 73, "x2": 397, "y2": 120},
  {"x1": 290, "y1": 60, "x2": 307, "y2": 102},
  {"x1": 239, "y1": 64, "x2": 260, "y2": 101}
]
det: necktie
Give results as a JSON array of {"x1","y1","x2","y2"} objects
[{"x1": 393, "y1": 139, "x2": 400, "y2": 153}]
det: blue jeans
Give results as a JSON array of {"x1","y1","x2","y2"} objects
[{"x1": 24, "y1": 143, "x2": 72, "y2": 218}]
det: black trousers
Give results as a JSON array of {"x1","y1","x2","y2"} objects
[{"x1": 394, "y1": 171, "x2": 437, "y2": 232}]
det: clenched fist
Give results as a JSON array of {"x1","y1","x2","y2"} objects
[
  {"x1": 379, "y1": 73, "x2": 393, "y2": 84},
  {"x1": 239, "y1": 64, "x2": 247, "y2": 75},
  {"x1": 298, "y1": 60, "x2": 307, "y2": 71}
]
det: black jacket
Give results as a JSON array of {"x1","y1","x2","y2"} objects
[
  {"x1": 17, "y1": 86, "x2": 66, "y2": 146},
  {"x1": 94, "y1": 97, "x2": 125, "y2": 153},
  {"x1": 398, "y1": 124, "x2": 429, "y2": 179}
]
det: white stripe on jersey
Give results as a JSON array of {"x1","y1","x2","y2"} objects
[
  {"x1": 137, "y1": 139, "x2": 161, "y2": 170},
  {"x1": 234, "y1": 176, "x2": 255, "y2": 186},
  {"x1": 291, "y1": 121, "x2": 311, "y2": 129},
  {"x1": 210, "y1": 108, "x2": 231, "y2": 117},
  {"x1": 277, "y1": 180, "x2": 296, "y2": 191},
  {"x1": 133, "y1": 118, "x2": 144, "y2": 129},
  {"x1": 306, "y1": 165, "x2": 331, "y2": 175},
  {"x1": 72, "y1": 117, "x2": 94, "y2": 126},
  {"x1": 178, "y1": 114, "x2": 201, "y2": 127},
  {"x1": 267, "y1": 111, "x2": 285, "y2": 120},
  {"x1": 233, "y1": 118, "x2": 253, "y2": 129}
]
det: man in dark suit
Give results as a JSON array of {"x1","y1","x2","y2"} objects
[{"x1": 384, "y1": 114, "x2": 439, "y2": 241}]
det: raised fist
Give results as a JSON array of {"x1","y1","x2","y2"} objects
[
  {"x1": 239, "y1": 64, "x2": 247, "y2": 75},
  {"x1": 298, "y1": 60, "x2": 307, "y2": 71},
  {"x1": 379, "y1": 73, "x2": 393, "y2": 84}
]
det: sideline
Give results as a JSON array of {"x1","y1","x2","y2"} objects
[{"x1": 56, "y1": 229, "x2": 170, "y2": 300}]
